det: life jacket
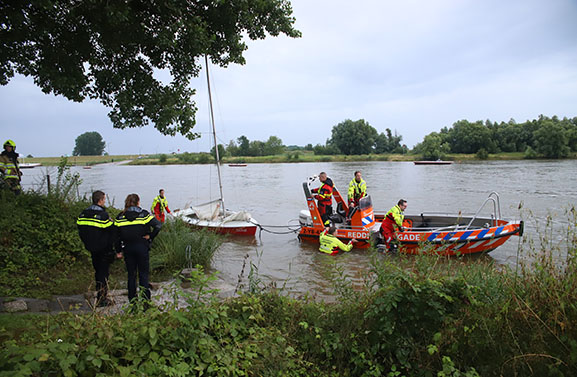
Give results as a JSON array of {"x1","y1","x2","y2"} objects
[
  {"x1": 0, "y1": 152, "x2": 20, "y2": 180},
  {"x1": 385, "y1": 205, "x2": 404, "y2": 228},
  {"x1": 347, "y1": 178, "x2": 366, "y2": 203},
  {"x1": 319, "y1": 229, "x2": 353, "y2": 255},
  {"x1": 151, "y1": 195, "x2": 170, "y2": 214},
  {"x1": 312, "y1": 178, "x2": 334, "y2": 206}
]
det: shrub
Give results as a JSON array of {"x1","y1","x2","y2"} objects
[{"x1": 150, "y1": 219, "x2": 223, "y2": 271}]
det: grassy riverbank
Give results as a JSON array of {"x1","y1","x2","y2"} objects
[
  {"x1": 2, "y1": 243, "x2": 577, "y2": 376},
  {"x1": 0, "y1": 184, "x2": 222, "y2": 298},
  {"x1": 127, "y1": 151, "x2": 552, "y2": 166},
  {"x1": 23, "y1": 151, "x2": 576, "y2": 167},
  {"x1": 22, "y1": 154, "x2": 143, "y2": 166}
]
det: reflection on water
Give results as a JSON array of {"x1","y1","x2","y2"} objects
[{"x1": 21, "y1": 160, "x2": 577, "y2": 295}]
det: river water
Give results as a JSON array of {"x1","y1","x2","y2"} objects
[{"x1": 21, "y1": 160, "x2": 577, "y2": 297}]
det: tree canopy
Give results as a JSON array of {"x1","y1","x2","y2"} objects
[
  {"x1": 0, "y1": 0, "x2": 300, "y2": 139},
  {"x1": 73, "y1": 131, "x2": 105, "y2": 156},
  {"x1": 416, "y1": 115, "x2": 577, "y2": 159}
]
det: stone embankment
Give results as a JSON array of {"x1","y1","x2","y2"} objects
[{"x1": 0, "y1": 270, "x2": 237, "y2": 315}]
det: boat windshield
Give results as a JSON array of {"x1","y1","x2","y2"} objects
[{"x1": 358, "y1": 195, "x2": 372, "y2": 210}]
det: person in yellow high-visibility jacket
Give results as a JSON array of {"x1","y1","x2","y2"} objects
[
  {"x1": 151, "y1": 189, "x2": 171, "y2": 223},
  {"x1": 347, "y1": 170, "x2": 367, "y2": 207},
  {"x1": 0, "y1": 139, "x2": 22, "y2": 194},
  {"x1": 319, "y1": 225, "x2": 357, "y2": 255}
]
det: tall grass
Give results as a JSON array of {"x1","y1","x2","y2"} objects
[{"x1": 150, "y1": 219, "x2": 223, "y2": 272}]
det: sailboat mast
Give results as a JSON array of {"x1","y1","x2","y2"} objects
[{"x1": 204, "y1": 55, "x2": 225, "y2": 215}]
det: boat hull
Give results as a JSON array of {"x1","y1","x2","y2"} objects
[
  {"x1": 298, "y1": 214, "x2": 523, "y2": 256},
  {"x1": 413, "y1": 161, "x2": 453, "y2": 165},
  {"x1": 173, "y1": 207, "x2": 258, "y2": 236},
  {"x1": 184, "y1": 219, "x2": 258, "y2": 236}
]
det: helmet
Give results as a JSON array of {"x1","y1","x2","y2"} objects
[{"x1": 3, "y1": 140, "x2": 16, "y2": 148}]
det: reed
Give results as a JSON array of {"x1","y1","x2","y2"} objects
[{"x1": 150, "y1": 219, "x2": 223, "y2": 271}]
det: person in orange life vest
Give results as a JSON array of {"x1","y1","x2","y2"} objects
[
  {"x1": 151, "y1": 189, "x2": 171, "y2": 223},
  {"x1": 379, "y1": 199, "x2": 407, "y2": 250},
  {"x1": 311, "y1": 172, "x2": 334, "y2": 226},
  {"x1": 319, "y1": 225, "x2": 357, "y2": 255}
]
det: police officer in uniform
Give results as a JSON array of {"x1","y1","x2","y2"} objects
[
  {"x1": 77, "y1": 190, "x2": 116, "y2": 307},
  {"x1": 115, "y1": 193, "x2": 162, "y2": 306}
]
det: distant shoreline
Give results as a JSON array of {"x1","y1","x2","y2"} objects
[{"x1": 22, "y1": 152, "x2": 576, "y2": 166}]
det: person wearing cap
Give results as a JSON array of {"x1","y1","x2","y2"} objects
[
  {"x1": 0, "y1": 140, "x2": 23, "y2": 194},
  {"x1": 151, "y1": 189, "x2": 171, "y2": 223}
]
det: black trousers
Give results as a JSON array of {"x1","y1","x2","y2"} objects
[
  {"x1": 124, "y1": 244, "x2": 151, "y2": 302},
  {"x1": 319, "y1": 204, "x2": 333, "y2": 225},
  {"x1": 90, "y1": 249, "x2": 112, "y2": 302}
]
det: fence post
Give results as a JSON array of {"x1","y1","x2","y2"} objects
[{"x1": 46, "y1": 174, "x2": 51, "y2": 194}]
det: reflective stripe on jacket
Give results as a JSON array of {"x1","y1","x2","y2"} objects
[
  {"x1": 312, "y1": 178, "x2": 334, "y2": 206},
  {"x1": 385, "y1": 205, "x2": 404, "y2": 228},
  {"x1": 77, "y1": 205, "x2": 115, "y2": 252},
  {"x1": 0, "y1": 154, "x2": 20, "y2": 180},
  {"x1": 115, "y1": 207, "x2": 162, "y2": 252},
  {"x1": 319, "y1": 230, "x2": 353, "y2": 255},
  {"x1": 151, "y1": 195, "x2": 170, "y2": 214},
  {"x1": 347, "y1": 178, "x2": 366, "y2": 202}
]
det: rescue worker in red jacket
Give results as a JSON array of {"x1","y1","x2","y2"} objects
[
  {"x1": 319, "y1": 225, "x2": 357, "y2": 255},
  {"x1": 379, "y1": 199, "x2": 408, "y2": 251},
  {"x1": 151, "y1": 189, "x2": 171, "y2": 223},
  {"x1": 311, "y1": 172, "x2": 334, "y2": 226}
]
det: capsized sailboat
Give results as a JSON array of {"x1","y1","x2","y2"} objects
[
  {"x1": 298, "y1": 176, "x2": 523, "y2": 255},
  {"x1": 174, "y1": 56, "x2": 258, "y2": 236}
]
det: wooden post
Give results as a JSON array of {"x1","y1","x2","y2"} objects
[{"x1": 46, "y1": 174, "x2": 51, "y2": 193}]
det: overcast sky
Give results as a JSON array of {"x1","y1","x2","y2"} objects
[{"x1": 2, "y1": 0, "x2": 577, "y2": 157}]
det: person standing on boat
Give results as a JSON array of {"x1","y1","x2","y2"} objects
[
  {"x1": 77, "y1": 190, "x2": 116, "y2": 307},
  {"x1": 311, "y1": 172, "x2": 334, "y2": 226},
  {"x1": 379, "y1": 199, "x2": 408, "y2": 251},
  {"x1": 0, "y1": 139, "x2": 22, "y2": 194},
  {"x1": 347, "y1": 171, "x2": 367, "y2": 221},
  {"x1": 319, "y1": 225, "x2": 357, "y2": 255},
  {"x1": 116, "y1": 193, "x2": 162, "y2": 307},
  {"x1": 151, "y1": 189, "x2": 171, "y2": 223},
  {"x1": 347, "y1": 171, "x2": 367, "y2": 207}
]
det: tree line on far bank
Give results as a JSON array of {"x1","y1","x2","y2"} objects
[
  {"x1": 74, "y1": 114, "x2": 577, "y2": 160},
  {"x1": 414, "y1": 115, "x2": 577, "y2": 160}
]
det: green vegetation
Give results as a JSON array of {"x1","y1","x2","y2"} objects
[
  {"x1": 72, "y1": 131, "x2": 106, "y2": 156},
  {"x1": 414, "y1": 115, "x2": 577, "y2": 160},
  {"x1": 0, "y1": 159, "x2": 222, "y2": 297},
  {"x1": 23, "y1": 154, "x2": 142, "y2": 167},
  {"x1": 2, "y1": 222, "x2": 577, "y2": 376},
  {"x1": 151, "y1": 220, "x2": 223, "y2": 272}
]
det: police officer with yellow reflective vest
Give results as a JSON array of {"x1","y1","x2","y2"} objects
[
  {"x1": 151, "y1": 189, "x2": 171, "y2": 223},
  {"x1": 319, "y1": 225, "x2": 357, "y2": 255},
  {"x1": 77, "y1": 190, "x2": 116, "y2": 307},
  {"x1": 0, "y1": 139, "x2": 23, "y2": 194},
  {"x1": 115, "y1": 193, "x2": 162, "y2": 306}
]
